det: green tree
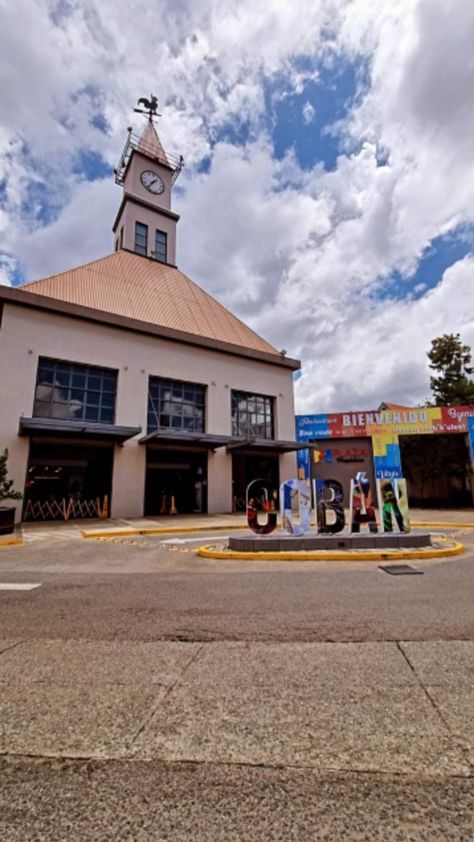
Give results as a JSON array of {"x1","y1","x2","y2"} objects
[
  {"x1": 428, "y1": 333, "x2": 474, "y2": 406},
  {"x1": 0, "y1": 449, "x2": 22, "y2": 505}
]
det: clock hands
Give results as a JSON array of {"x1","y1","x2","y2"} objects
[{"x1": 141, "y1": 170, "x2": 163, "y2": 192}]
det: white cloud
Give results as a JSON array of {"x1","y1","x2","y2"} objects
[
  {"x1": 1, "y1": 0, "x2": 474, "y2": 414},
  {"x1": 177, "y1": 139, "x2": 333, "y2": 314},
  {"x1": 414, "y1": 282, "x2": 427, "y2": 294},
  {"x1": 302, "y1": 101, "x2": 316, "y2": 124},
  {"x1": 294, "y1": 256, "x2": 474, "y2": 412},
  {"x1": 17, "y1": 179, "x2": 117, "y2": 280}
]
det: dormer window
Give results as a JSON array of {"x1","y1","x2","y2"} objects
[
  {"x1": 154, "y1": 230, "x2": 167, "y2": 263},
  {"x1": 135, "y1": 222, "x2": 148, "y2": 256}
]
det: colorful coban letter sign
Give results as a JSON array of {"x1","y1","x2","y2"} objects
[
  {"x1": 350, "y1": 471, "x2": 378, "y2": 533},
  {"x1": 377, "y1": 478, "x2": 410, "y2": 533},
  {"x1": 280, "y1": 479, "x2": 311, "y2": 536},
  {"x1": 313, "y1": 479, "x2": 345, "y2": 534},
  {"x1": 246, "y1": 475, "x2": 411, "y2": 535},
  {"x1": 246, "y1": 479, "x2": 278, "y2": 535}
]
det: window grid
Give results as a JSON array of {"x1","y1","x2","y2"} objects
[
  {"x1": 33, "y1": 359, "x2": 118, "y2": 425},
  {"x1": 135, "y1": 222, "x2": 148, "y2": 256},
  {"x1": 231, "y1": 390, "x2": 274, "y2": 439},
  {"x1": 148, "y1": 377, "x2": 205, "y2": 433},
  {"x1": 155, "y1": 230, "x2": 167, "y2": 263}
]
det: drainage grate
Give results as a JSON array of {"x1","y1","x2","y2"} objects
[{"x1": 379, "y1": 564, "x2": 424, "y2": 575}]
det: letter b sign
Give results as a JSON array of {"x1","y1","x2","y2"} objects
[{"x1": 313, "y1": 479, "x2": 345, "y2": 534}]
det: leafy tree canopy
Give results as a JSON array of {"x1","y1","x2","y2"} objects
[
  {"x1": 428, "y1": 333, "x2": 474, "y2": 406},
  {"x1": 0, "y1": 448, "x2": 22, "y2": 504}
]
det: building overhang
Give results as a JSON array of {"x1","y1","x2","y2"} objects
[
  {"x1": 18, "y1": 417, "x2": 141, "y2": 444},
  {"x1": 139, "y1": 429, "x2": 234, "y2": 450},
  {"x1": 225, "y1": 438, "x2": 312, "y2": 454},
  {"x1": 140, "y1": 431, "x2": 315, "y2": 453},
  {"x1": 112, "y1": 194, "x2": 180, "y2": 233}
]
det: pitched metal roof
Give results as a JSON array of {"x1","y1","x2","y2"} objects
[
  {"x1": 20, "y1": 250, "x2": 282, "y2": 358},
  {"x1": 137, "y1": 120, "x2": 171, "y2": 168},
  {"x1": 378, "y1": 402, "x2": 415, "y2": 411}
]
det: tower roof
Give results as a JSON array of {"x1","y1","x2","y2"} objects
[
  {"x1": 18, "y1": 250, "x2": 297, "y2": 366},
  {"x1": 137, "y1": 119, "x2": 170, "y2": 168}
]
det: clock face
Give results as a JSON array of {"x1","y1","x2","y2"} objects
[{"x1": 140, "y1": 170, "x2": 164, "y2": 194}]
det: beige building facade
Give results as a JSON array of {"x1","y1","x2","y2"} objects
[{"x1": 0, "y1": 105, "x2": 301, "y2": 523}]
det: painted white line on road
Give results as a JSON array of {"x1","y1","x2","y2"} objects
[
  {"x1": 161, "y1": 535, "x2": 230, "y2": 545},
  {"x1": 0, "y1": 583, "x2": 42, "y2": 591}
]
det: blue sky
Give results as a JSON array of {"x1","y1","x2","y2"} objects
[
  {"x1": 72, "y1": 150, "x2": 112, "y2": 182},
  {"x1": 199, "y1": 57, "x2": 367, "y2": 172},
  {"x1": 270, "y1": 59, "x2": 369, "y2": 172},
  {"x1": 407, "y1": 227, "x2": 474, "y2": 294},
  {"x1": 1, "y1": 0, "x2": 473, "y2": 412},
  {"x1": 376, "y1": 225, "x2": 474, "y2": 303}
]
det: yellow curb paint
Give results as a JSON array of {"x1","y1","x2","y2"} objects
[
  {"x1": 0, "y1": 535, "x2": 24, "y2": 548},
  {"x1": 412, "y1": 521, "x2": 474, "y2": 529},
  {"x1": 82, "y1": 524, "x2": 246, "y2": 540},
  {"x1": 197, "y1": 539, "x2": 464, "y2": 562}
]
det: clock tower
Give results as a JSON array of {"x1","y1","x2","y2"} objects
[{"x1": 113, "y1": 96, "x2": 184, "y2": 266}]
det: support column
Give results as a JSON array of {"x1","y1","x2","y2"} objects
[
  {"x1": 111, "y1": 440, "x2": 146, "y2": 518},
  {"x1": 279, "y1": 451, "x2": 298, "y2": 485},
  {"x1": 207, "y1": 449, "x2": 232, "y2": 514}
]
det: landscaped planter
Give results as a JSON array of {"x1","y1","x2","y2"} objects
[
  {"x1": 0, "y1": 449, "x2": 22, "y2": 532},
  {"x1": 0, "y1": 506, "x2": 16, "y2": 535}
]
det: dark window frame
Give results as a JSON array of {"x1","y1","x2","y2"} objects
[
  {"x1": 231, "y1": 390, "x2": 275, "y2": 439},
  {"x1": 147, "y1": 376, "x2": 206, "y2": 434},
  {"x1": 134, "y1": 221, "x2": 148, "y2": 256},
  {"x1": 33, "y1": 358, "x2": 118, "y2": 425},
  {"x1": 154, "y1": 229, "x2": 167, "y2": 263}
]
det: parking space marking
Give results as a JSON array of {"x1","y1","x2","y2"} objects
[
  {"x1": 0, "y1": 583, "x2": 42, "y2": 591},
  {"x1": 161, "y1": 535, "x2": 230, "y2": 545}
]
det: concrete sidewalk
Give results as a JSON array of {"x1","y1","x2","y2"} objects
[
  {"x1": 15, "y1": 507, "x2": 474, "y2": 545},
  {"x1": 0, "y1": 638, "x2": 472, "y2": 775},
  {"x1": 21, "y1": 512, "x2": 248, "y2": 541}
]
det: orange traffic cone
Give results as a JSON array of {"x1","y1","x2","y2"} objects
[
  {"x1": 169, "y1": 495, "x2": 178, "y2": 515},
  {"x1": 101, "y1": 495, "x2": 109, "y2": 518}
]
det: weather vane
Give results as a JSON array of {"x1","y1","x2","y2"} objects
[{"x1": 133, "y1": 94, "x2": 161, "y2": 121}]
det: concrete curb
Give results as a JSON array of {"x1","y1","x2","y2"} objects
[
  {"x1": 197, "y1": 538, "x2": 465, "y2": 562},
  {"x1": 82, "y1": 524, "x2": 245, "y2": 539},
  {"x1": 81, "y1": 520, "x2": 473, "y2": 540}
]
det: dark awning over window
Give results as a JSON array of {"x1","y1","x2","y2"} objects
[
  {"x1": 226, "y1": 438, "x2": 314, "y2": 453},
  {"x1": 139, "y1": 429, "x2": 234, "y2": 450},
  {"x1": 140, "y1": 429, "x2": 316, "y2": 453},
  {"x1": 18, "y1": 417, "x2": 141, "y2": 444}
]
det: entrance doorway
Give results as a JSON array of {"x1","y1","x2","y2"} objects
[
  {"x1": 23, "y1": 440, "x2": 113, "y2": 520},
  {"x1": 399, "y1": 433, "x2": 472, "y2": 507},
  {"x1": 231, "y1": 452, "x2": 279, "y2": 511},
  {"x1": 145, "y1": 448, "x2": 207, "y2": 515}
]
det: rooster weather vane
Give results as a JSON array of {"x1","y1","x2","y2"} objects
[
  {"x1": 134, "y1": 94, "x2": 160, "y2": 121},
  {"x1": 114, "y1": 93, "x2": 184, "y2": 186}
]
